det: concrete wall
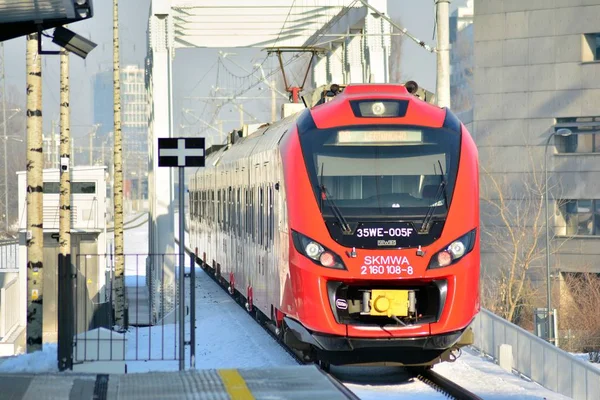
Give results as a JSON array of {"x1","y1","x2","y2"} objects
[{"x1": 473, "y1": 0, "x2": 600, "y2": 277}]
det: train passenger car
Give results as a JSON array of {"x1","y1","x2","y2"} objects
[{"x1": 188, "y1": 83, "x2": 479, "y2": 367}]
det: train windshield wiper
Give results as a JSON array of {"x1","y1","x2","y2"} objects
[
  {"x1": 318, "y1": 163, "x2": 351, "y2": 233},
  {"x1": 420, "y1": 161, "x2": 449, "y2": 233}
]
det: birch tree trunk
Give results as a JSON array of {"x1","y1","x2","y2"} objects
[
  {"x1": 113, "y1": 0, "x2": 125, "y2": 328},
  {"x1": 26, "y1": 33, "x2": 44, "y2": 352},
  {"x1": 57, "y1": 46, "x2": 73, "y2": 370}
]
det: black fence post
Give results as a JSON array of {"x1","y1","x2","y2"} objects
[
  {"x1": 57, "y1": 253, "x2": 73, "y2": 371},
  {"x1": 189, "y1": 252, "x2": 196, "y2": 369}
]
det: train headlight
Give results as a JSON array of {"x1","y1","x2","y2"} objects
[
  {"x1": 305, "y1": 242, "x2": 323, "y2": 259},
  {"x1": 427, "y1": 229, "x2": 477, "y2": 270},
  {"x1": 292, "y1": 230, "x2": 347, "y2": 270},
  {"x1": 349, "y1": 100, "x2": 408, "y2": 118},
  {"x1": 371, "y1": 102, "x2": 386, "y2": 116}
]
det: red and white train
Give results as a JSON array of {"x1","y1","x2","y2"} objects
[{"x1": 188, "y1": 83, "x2": 480, "y2": 367}]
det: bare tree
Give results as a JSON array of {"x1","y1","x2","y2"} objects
[
  {"x1": 560, "y1": 272, "x2": 600, "y2": 353},
  {"x1": 480, "y1": 161, "x2": 569, "y2": 324}
]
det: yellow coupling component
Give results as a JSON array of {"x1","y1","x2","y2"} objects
[{"x1": 369, "y1": 290, "x2": 409, "y2": 317}]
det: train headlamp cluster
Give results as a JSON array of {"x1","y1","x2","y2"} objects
[
  {"x1": 349, "y1": 100, "x2": 408, "y2": 118},
  {"x1": 292, "y1": 231, "x2": 346, "y2": 270},
  {"x1": 428, "y1": 229, "x2": 477, "y2": 269}
]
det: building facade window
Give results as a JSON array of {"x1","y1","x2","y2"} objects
[
  {"x1": 583, "y1": 33, "x2": 600, "y2": 62},
  {"x1": 562, "y1": 199, "x2": 600, "y2": 236},
  {"x1": 43, "y1": 182, "x2": 96, "y2": 194},
  {"x1": 555, "y1": 117, "x2": 600, "y2": 154}
]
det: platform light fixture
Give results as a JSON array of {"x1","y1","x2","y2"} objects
[
  {"x1": 74, "y1": 0, "x2": 93, "y2": 19},
  {"x1": 51, "y1": 26, "x2": 97, "y2": 59}
]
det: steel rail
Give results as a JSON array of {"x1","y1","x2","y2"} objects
[{"x1": 415, "y1": 368, "x2": 484, "y2": 400}]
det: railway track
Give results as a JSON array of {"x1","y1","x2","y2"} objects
[{"x1": 176, "y1": 238, "x2": 482, "y2": 400}]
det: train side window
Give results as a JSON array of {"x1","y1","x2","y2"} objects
[
  {"x1": 237, "y1": 189, "x2": 241, "y2": 237},
  {"x1": 189, "y1": 190, "x2": 194, "y2": 219},
  {"x1": 227, "y1": 187, "x2": 232, "y2": 231},
  {"x1": 210, "y1": 189, "x2": 217, "y2": 224},
  {"x1": 192, "y1": 190, "x2": 196, "y2": 219},
  {"x1": 242, "y1": 188, "x2": 247, "y2": 237},
  {"x1": 251, "y1": 187, "x2": 256, "y2": 241},
  {"x1": 259, "y1": 187, "x2": 264, "y2": 246},
  {"x1": 224, "y1": 188, "x2": 227, "y2": 229},
  {"x1": 231, "y1": 187, "x2": 235, "y2": 233},
  {"x1": 217, "y1": 190, "x2": 221, "y2": 225},
  {"x1": 232, "y1": 187, "x2": 236, "y2": 234},
  {"x1": 269, "y1": 186, "x2": 274, "y2": 243},
  {"x1": 194, "y1": 190, "x2": 198, "y2": 219},
  {"x1": 193, "y1": 190, "x2": 197, "y2": 219},
  {"x1": 244, "y1": 189, "x2": 248, "y2": 236}
]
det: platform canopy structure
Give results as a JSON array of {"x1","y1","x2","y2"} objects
[
  {"x1": 0, "y1": 0, "x2": 93, "y2": 42},
  {"x1": 145, "y1": 0, "x2": 392, "y2": 323}
]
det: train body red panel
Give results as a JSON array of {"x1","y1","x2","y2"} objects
[{"x1": 189, "y1": 83, "x2": 480, "y2": 366}]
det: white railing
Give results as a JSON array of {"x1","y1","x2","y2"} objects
[
  {"x1": 0, "y1": 277, "x2": 19, "y2": 340},
  {"x1": 0, "y1": 239, "x2": 18, "y2": 271},
  {"x1": 471, "y1": 308, "x2": 600, "y2": 400}
]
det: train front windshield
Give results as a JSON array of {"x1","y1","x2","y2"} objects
[{"x1": 298, "y1": 126, "x2": 461, "y2": 219}]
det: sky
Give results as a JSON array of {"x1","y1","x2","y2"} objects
[{"x1": 2, "y1": 0, "x2": 467, "y2": 144}]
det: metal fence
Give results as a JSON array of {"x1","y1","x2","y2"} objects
[
  {"x1": 72, "y1": 252, "x2": 193, "y2": 366},
  {"x1": 0, "y1": 277, "x2": 20, "y2": 339},
  {"x1": 471, "y1": 308, "x2": 600, "y2": 400},
  {"x1": 0, "y1": 239, "x2": 18, "y2": 271}
]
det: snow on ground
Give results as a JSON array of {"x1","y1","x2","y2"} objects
[
  {"x1": 571, "y1": 353, "x2": 600, "y2": 371},
  {"x1": 433, "y1": 348, "x2": 572, "y2": 400},
  {"x1": 120, "y1": 212, "x2": 297, "y2": 373},
  {"x1": 0, "y1": 216, "x2": 587, "y2": 399},
  {"x1": 339, "y1": 347, "x2": 572, "y2": 400},
  {"x1": 0, "y1": 344, "x2": 59, "y2": 374}
]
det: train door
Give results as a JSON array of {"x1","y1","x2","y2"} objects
[
  {"x1": 234, "y1": 183, "x2": 242, "y2": 289},
  {"x1": 243, "y1": 162, "x2": 252, "y2": 298},
  {"x1": 267, "y1": 157, "x2": 276, "y2": 309},
  {"x1": 216, "y1": 172, "x2": 223, "y2": 273}
]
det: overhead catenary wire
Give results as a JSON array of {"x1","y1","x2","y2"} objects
[{"x1": 189, "y1": 0, "x2": 433, "y2": 135}]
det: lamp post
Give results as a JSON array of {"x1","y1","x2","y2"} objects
[{"x1": 543, "y1": 127, "x2": 572, "y2": 344}]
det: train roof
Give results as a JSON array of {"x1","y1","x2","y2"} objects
[
  {"x1": 199, "y1": 110, "x2": 303, "y2": 171},
  {"x1": 195, "y1": 82, "x2": 441, "y2": 173}
]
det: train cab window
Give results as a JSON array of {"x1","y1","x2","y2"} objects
[{"x1": 298, "y1": 125, "x2": 461, "y2": 219}]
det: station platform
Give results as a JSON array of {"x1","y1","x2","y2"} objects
[{"x1": 0, "y1": 365, "x2": 358, "y2": 399}]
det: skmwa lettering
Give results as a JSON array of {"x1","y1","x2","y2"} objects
[{"x1": 364, "y1": 255, "x2": 410, "y2": 265}]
